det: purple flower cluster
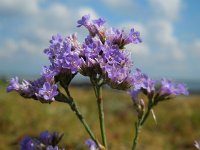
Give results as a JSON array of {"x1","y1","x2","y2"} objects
[
  {"x1": 78, "y1": 14, "x2": 141, "y2": 90},
  {"x1": 7, "y1": 14, "x2": 141, "y2": 97},
  {"x1": 20, "y1": 136, "x2": 36, "y2": 150},
  {"x1": 7, "y1": 76, "x2": 58, "y2": 102},
  {"x1": 20, "y1": 131, "x2": 64, "y2": 150},
  {"x1": 160, "y1": 79, "x2": 189, "y2": 96},
  {"x1": 44, "y1": 33, "x2": 82, "y2": 77},
  {"x1": 129, "y1": 69, "x2": 189, "y2": 103}
]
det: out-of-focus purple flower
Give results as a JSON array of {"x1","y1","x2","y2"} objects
[
  {"x1": 160, "y1": 79, "x2": 189, "y2": 96},
  {"x1": 93, "y1": 18, "x2": 106, "y2": 27},
  {"x1": 39, "y1": 131, "x2": 63, "y2": 147},
  {"x1": 77, "y1": 15, "x2": 106, "y2": 38},
  {"x1": 129, "y1": 89, "x2": 140, "y2": 102},
  {"x1": 85, "y1": 139, "x2": 99, "y2": 150},
  {"x1": 7, "y1": 77, "x2": 34, "y2": 98},
  {"x1": 6, "y1": 77, "x2": 21, "y2": 92},
  {"x1": 39, "y1": 131, "x2": 54, "y2": 145},
  {"x1": 42, "y1": 66, "x2": 59, "y2": 82},
  {"x1": 38, "y1": 82, "x2": 58, "y2": 101},
  {"x1": 7, "y1": 76, "x2": 59, "y2": 102},
  {"x1": 20, "y1": 131, "x2": 64, "y2": 150},
  {"x1": 127, "y1": 28, "x2": 142, "y2": 44},
  {"x1": 195, "y1": 140, "x2": 200, "y2": 150},
  {"x1": 131, "y1": 68, "x2": 155, "y2": 93},
  {"x1": 105, "y1": 27, "x2": 142, "y2": 49},
  {"x1": 20, "y1": 136, "x2": 36, "y2": 150},
  {"x1": 77, "y1": 14, "x2": 90, "y2": 27},
  {"x1": 46, "y1": 146, "x2": 60, "y2": 150}
]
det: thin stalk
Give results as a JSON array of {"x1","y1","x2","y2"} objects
[
  {"x1": 140, "y1": 107, "x2": 151, "y2": 126},
  {"x1": 96, "y1": 85, "x2": 107, "y2": 148},
  {"x1": 132, "y1": 121, "x2": 141, "y2": 150},
  {"x1": 69, "y1": 99, "x2": 98, "y2": 146},
  {"x1": 61, "y1": 88, "x2": 99, "y2": 147},
  {"x1": 140, "y1": 102, "x2": 154, "y2": 126},
  {"x1": 131, "y1": 99, "x2": 154, "y2": 149}
]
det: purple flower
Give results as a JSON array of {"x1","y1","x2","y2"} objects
[
  {"x1": 7, "y1": 77, "x2": 33, "y2": 98},
  {"x1": 7, "y1": 76, "x2": 59, "y2": 102},
  {"x1": 44, "y1": 34, "x2": 82, "y2": 76},
  {"x1": 131, "y1": 68, "x2": 155, "y2": 93},
  {"x1": 20, "y1": 131, "x2": 64, "y2": 150},
  {"x1": 7, "y1": 77, "x2": 21, "y2": 92},
  {"x1": 46, "y1": 146, "x2": 59, "y2": 150},
  {"x1": 77, "y1": 14, "x2": 90, "y2": 27},
  {"x1": 93, "y1": 18, "x2": 106, "y2": 27},
  {"x1": 160, "y1": 79, "x2": 189, "y2": 96},
  {"x1": 42, "y1": 65, "x2": 58, "y2": 82},
  {"x1": 127, "y1": 28, "x2": 142, "y2": 44},
  {"x1": 20, "y1": 136, "x2": 36, "y2": 150},
  {"x1": 129, "y1": 89, "x2": 140, "y2": 102},
  {"x1": 85, "y1": 139, "x2": 99, "y2": 150},
  {"x1": 77, "y1": 15, "x2": 106, "y2": 38},
  {"x1": 105, "y1": 27, "x2": 142, "y2": 49},
  {"x1": 38, "y1": 82, "x2": 58, "y2": 101}
]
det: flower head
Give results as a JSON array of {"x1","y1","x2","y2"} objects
[
  {"x1": 131, "y1": 68, "x2": 155, "y2": 93},
  {"x1": 105, "y1": 28, "x2": 142, "y2": 49},
  {"x1": 85, "y1": 139, "x2": 99, "y2": 150},
  {"x1": 7, "y1": 76, "x2": 59, "y2": 102},
  {"x1": 44, "y1": 34, "x2": 82, "y2": 76},
  {"x1": 160, "y1": 79, "x2": 189, "y2": 96},
  {"x1": 20, "y1": 136, "x2": 37, "y2": 150},
  {"x1": 20, "y1": 131, "x2": 64, "y2": 150}
]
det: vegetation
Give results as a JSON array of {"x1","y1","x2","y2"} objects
[{"x1": 0, "y1": 83, "x2": 200, "y2": 150}]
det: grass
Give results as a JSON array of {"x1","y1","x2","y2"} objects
[{"x1": 0, "y1": 83, "x2": 200, "y2": 150}]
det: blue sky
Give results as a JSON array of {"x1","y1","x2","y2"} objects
[{"x1": 0, "y1": 0, "x2": 200, "y2": 80}]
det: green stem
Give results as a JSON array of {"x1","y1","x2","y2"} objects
[
  {"x1": 140, "y1": 107, "x2": 151, "y2": 126},
  {"x1": 69, "y1": 99, "x2": 98, "y2": 146},
  {"x1": 132, "y1": 121, "x2": 141, "y2": 150},
  {"x1": 131, "y1": 99, "x2": 154, "y2": 149},
  {"x1": 59, "y1": 88, "x2": 99, "y2": 147},
  {"x1": 96, "y1": 85, "x2": 107, "y2": 148}
]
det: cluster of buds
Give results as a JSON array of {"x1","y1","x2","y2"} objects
[{"x1": 20, "y1": 131, "x2": 64, "y2": 150}]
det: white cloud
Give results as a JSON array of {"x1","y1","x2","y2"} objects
[
  {"x1": 0, "y1": 0, "x2": 99, "y2": 55},
  {"x1": 148, "y1": 0, "x2": 183, "y2": 20},
  {"x1": 148, "y1": 19, "x2": 185, "y2": 61},
  {"x1": 77, "y1": 7, "x2": 98, "y2": 19},
  {"x1": 0, "y1": 0, "x2": 100, "y2": 74},
  {"x1": 101, "y1": 0, "x2": 133, "y2": 8},
  {"x1": 0, "y1": 0, "x2": 39, "y2": 16},
  {"x1": 192, "y1": 39, "x2": 200, "y2": 55}
]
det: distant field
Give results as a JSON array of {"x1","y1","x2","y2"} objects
[{"x1": 0, "y1": 83, "x2": 200, "y2": 150}]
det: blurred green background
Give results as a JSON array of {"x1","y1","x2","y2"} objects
[{"x1": 0, "y1": 80, "x2": 200, "y2": 150}]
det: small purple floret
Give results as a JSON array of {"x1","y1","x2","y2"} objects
[
  {"x1": 38, "y1": 82, "x2": 58, "y2": 101},
  {"x1": 20, "y1": 136, "x2": 36, "y2": 150},
  {"x1": 77, "y1": 14, "x2": 90, "y2": 27},
  {"x1": 85, "y1": 139, "x2": 98, "y2": 150}
]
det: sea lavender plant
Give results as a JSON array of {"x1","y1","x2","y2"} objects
[{"x1": 7, "y1": 14, "x2": 188, "y2": 150}]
